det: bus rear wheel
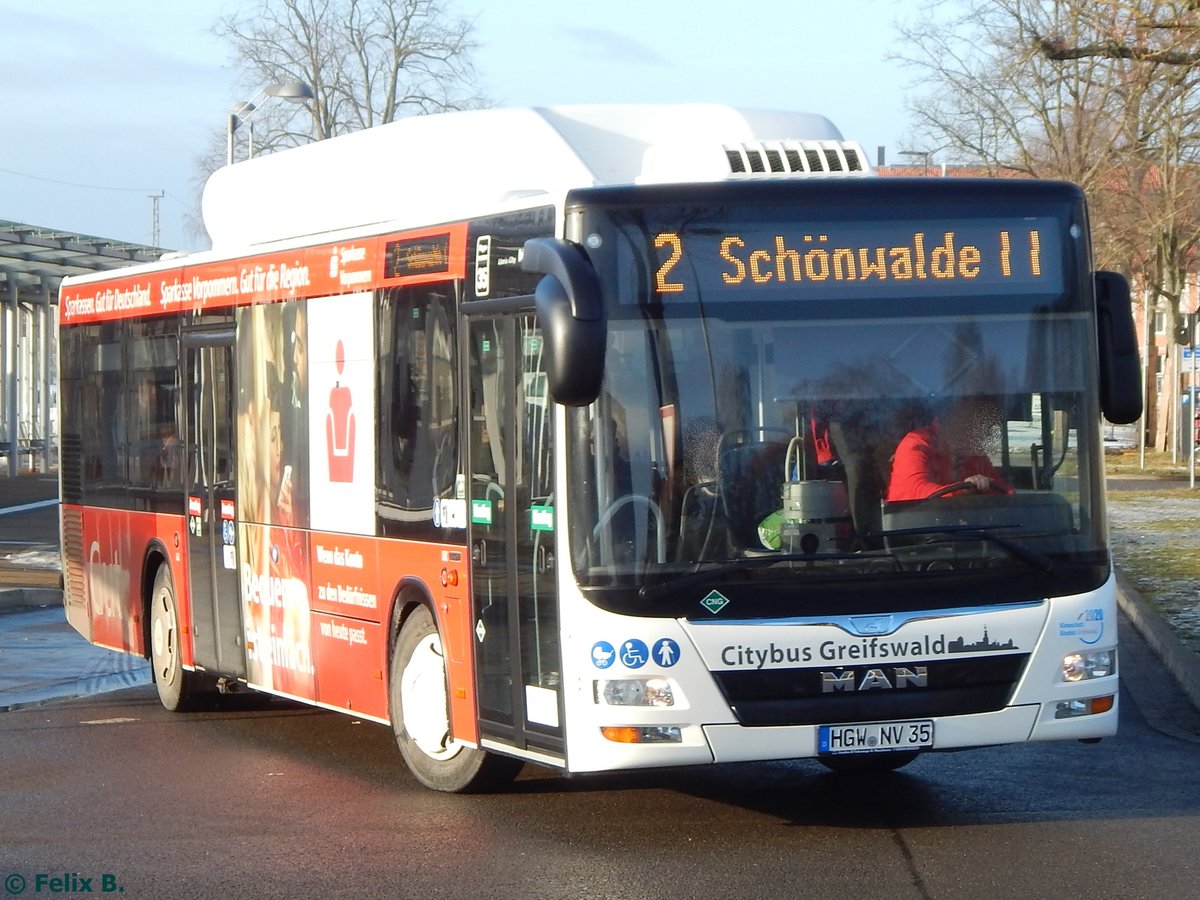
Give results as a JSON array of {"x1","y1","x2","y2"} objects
[
  {"x1": 819, "y1": 751, "x2": 919, "y2": 774},
  {"x1": 389, "y1": 605, "x2": 521, "y2": 793},
  {"x1": 148, "y1": 565, "x2": 205, "y2": 712}
]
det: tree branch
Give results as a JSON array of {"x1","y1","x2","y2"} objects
[{"x1": 1037, "y1": 35, "x2": 1200, "y2": 66}]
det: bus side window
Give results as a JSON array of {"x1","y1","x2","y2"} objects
[
  {"x1": 127, "y1": 318, "x2": 181, "y2": 504},
  {"x1": 62, "y1": 322, "x2": 128, "y2": 507},
  {"x1": 376, "y1": 286, "x2": 459, "y2": 540}
]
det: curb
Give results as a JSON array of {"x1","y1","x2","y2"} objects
[
  {"x1": 1116, "y1": 569, "x2": 1200, "y2": 714},
  {"x1": 0, "y1": 586, "x2": 61, "y2": 612},
  {"x1": 0, "y1": 668, "x2": 152, "y2": 713}
]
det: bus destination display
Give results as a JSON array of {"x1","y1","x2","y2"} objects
[
  {"x1": 649, "y1": 219, "x2": 1062, "y2": 300},
  {"x1": 384, "y1": 233, "x2": 453, "y2": 279}
]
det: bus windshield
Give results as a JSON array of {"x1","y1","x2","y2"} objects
[{"x1": 564, "y1": 182, "x2": 1109, "y2": 617}]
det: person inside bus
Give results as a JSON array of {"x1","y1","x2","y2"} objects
[
  {"x1": 155, "y1": 423, "x2": 181, "y2": 486},
  {"x1": 885, "y1": 396, "x2": 1013, "y2": 502}
]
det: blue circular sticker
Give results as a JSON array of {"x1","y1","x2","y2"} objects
[
  {"x1": 652, "y1": 638, "x2": 681, "y2": 668},
  {"x1": 591, "y1": 641, "x2": 616, "y2": 669},
  {"x1": 619, "y1": 639, "x2": 649, "y2": 669}
]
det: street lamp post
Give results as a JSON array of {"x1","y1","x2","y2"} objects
[
  {"x1": 1190, "y1": 315, "x2": 1198, "y2": 489},
  {"x1": 225, "y1": 81, "x2": 315, "y2": 165},
  {"x1": 899, "y1": 149, "x2": 934, "y2": 173}
]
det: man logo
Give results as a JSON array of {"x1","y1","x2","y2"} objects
[
  {"x1": 820, "y1": 666, "x2": 929, "y2": 693},
  {"x1": 847, "y1": 614, "x2": 895, "y2": 635}
]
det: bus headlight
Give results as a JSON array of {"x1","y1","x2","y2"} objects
[
  {"x1": 601, "y1": 726, "x2": 683, "y2": 743},
  {"x1": 595, "y1": 677, "x2": 676, "y2": 707},
  {"x1": 1055, "y1": 696, "x2": 1115, "y2": 718},
  {"x1": 1062, "y1": 650, "x2": 1114, "y2": 682}
]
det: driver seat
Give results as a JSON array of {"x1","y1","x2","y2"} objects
[{"x1": 827, "y1": 420, "x2": 886, "y2": 550}]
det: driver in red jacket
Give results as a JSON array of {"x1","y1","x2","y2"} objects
[{"x1": 886, "y1": 398, "x2": 1013, "y2": 502}]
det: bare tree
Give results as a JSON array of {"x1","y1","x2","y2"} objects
[
  {"x1": 218, "y1": 0, "x2": 489, "y2": 153},
  {"x1": 1036, "y1": 0, "x2": 1200, "y2": 66},
  {"x1": 894, "y1": 0, "x2": 1200, "y2": 450},
  {"x1": 185, "y1": 0, "x2": 487, "y2": 245},
  {"x1": 1026, "y1": 2, "x2": 1200, "y2": 448},
  {"x1": 894, "y1": 2, "x2": 1133, "y2": 185},
  {"x1": 216, "y1": 0, "x2": 487, "y2": 149}
]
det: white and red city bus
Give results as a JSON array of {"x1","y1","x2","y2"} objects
[{"x1": 58, "y1": 105, "x2": 1141, "y2": 791}]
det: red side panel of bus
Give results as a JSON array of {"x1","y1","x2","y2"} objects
[
  {"x1": 303, "y1": 530, "x2": 386, "y2": 717},
  {"x1": 66, "y1": 503, "x2": 478, "y2": 738},
  {"x1": 69, "y1": 505, "x2": 191, "y2": 663},
  {"x1": 301, "y1": 532, "x2": 474, "y2": 734}
]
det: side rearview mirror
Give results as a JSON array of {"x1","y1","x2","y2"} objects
[
  {"x1": 1094, "y1": 270, "x2": 1142, "y2": 425},
  {"x1": 522, "y1": 237, "x2": 606, "y2": 407}
]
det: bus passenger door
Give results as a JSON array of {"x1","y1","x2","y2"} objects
[
  {"x1": 466, "y1": 314, "x2": 563, "y2": 759},
  {"x1": 183, "y1": 331, "x2": 246, "y2": 678}
]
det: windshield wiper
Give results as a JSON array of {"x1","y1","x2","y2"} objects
[
  {"x1": 637, "y1": 551, "x2": 891, "y2": 601},
  {"x1": 638, "y1": 526, "x2": 1055, "y2": 602},
  {"x1": 876, "y1": 524, "x2": 1056, "y2": 575}
]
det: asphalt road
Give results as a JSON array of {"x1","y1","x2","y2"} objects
[
  {"x1": 1, "y1": 608, "x2": 1199, "y2": 900},
  {"x1": 3, "y1": 475, "x2": 1200, "y2": 898}
]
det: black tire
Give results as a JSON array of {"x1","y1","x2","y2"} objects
[
  {"x1": 819, "y1": 751, "x2": 919, "y2": 774},
  {"x1": 148, "y1": 565, "x2": 205, "y2": 712},
  {"x1": 389, "y1": 605, "x2": 522, "y2": 793}
]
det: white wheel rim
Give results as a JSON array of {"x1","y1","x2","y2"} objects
[
  {"x1": 400, "y1": 633, "x2": 460, "y2": 761},
  {"x1": 151, "y1": 590, "x2": 177, "y2": 686}
]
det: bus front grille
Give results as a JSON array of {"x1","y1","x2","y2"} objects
[{"x1": 711, "y1": 654, "x2": 1029, "y2": 726}]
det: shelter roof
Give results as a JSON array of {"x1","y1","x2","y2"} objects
[{"x1": 0, "y1": 219, "x2": 165, "y2": 302}]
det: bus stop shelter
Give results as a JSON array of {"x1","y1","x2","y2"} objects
[{"x1": 0, "y1": 220, "x2": 163, "y2": 476}]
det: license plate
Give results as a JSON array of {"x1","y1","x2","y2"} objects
[{"x1": 818, "y1": 720, "x2": 934, "y2": 755}]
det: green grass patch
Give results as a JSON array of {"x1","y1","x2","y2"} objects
[
  {"x1": 1107, "y1": 487, "x2": 1200, "y2": 650},
  {"x1": 1105, "y1": 448, "x2": 1193, "y2": 477}
]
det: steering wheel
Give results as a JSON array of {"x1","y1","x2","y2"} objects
[
  {"x1": 592, "y1": 494, "x2": 667, "y2": 564},
  {"x1": 920, "y1": 481, "x2": 980, "y2": 502}
]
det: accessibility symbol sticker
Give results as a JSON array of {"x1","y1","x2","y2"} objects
[
  {"x1": 591, "y1": 641, "x2": 616, "y2": 669},
  {"x1": 653, "y1": 638, "x2": 680, "y2": 668},
  {"x1": 700, "y1": 590, "x2": 730, "y2": 615},
  {"x1": 619, "y1": 639, "x2": 649, "y2": 669}
]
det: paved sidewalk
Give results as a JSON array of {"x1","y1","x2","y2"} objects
[
  {"x1": 0, "y1": 474, "x2": 60, "y2": 592},
  {"x1": 1117, "y1": 574, "x2": 1200, "y2": 740},
  {"x1": 0, "y1": 600, "x2": 150, "y2": 711}
]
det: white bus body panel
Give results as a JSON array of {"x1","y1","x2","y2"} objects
[
  {"x1": 558, "y1": 570, "x2": 1118, "y2": 774},
  {"x1": 203, "y1": 104, "x2": 853, "y2": 250}
]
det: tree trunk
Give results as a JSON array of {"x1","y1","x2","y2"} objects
[{"x1": 1156, "y1": 348, "x2": 1178, "y2": 453}]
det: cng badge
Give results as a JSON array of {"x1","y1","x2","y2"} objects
[{"x1": 700, "y1": 590, "x2": 730, "y2": 615}]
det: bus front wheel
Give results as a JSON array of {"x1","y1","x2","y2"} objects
[
  {"x1": 148, "y1": 565, "x2": 204, "y2": 712},
  {"x1": 389, "y1": 605, "x2": 522, "y2": 793}
]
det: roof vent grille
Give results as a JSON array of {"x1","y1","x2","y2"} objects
[{"x1": 722, "y1": 140, "x2": 869, "y2": 176}]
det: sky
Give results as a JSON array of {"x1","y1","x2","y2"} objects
[{"x1": 1, "y1": 0, "x2": 925, "y2": 251}]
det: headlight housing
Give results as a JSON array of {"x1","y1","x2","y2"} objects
[
  {"x1": 594, "y1": 677, "x2": 675, "y2": 707},
  {"x1": 1055, "y1": 696, "x2": 1115, "y2": 718},
  {"x1": 1062, "y1": 649, "x2": 1114, "y2": 682}
]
